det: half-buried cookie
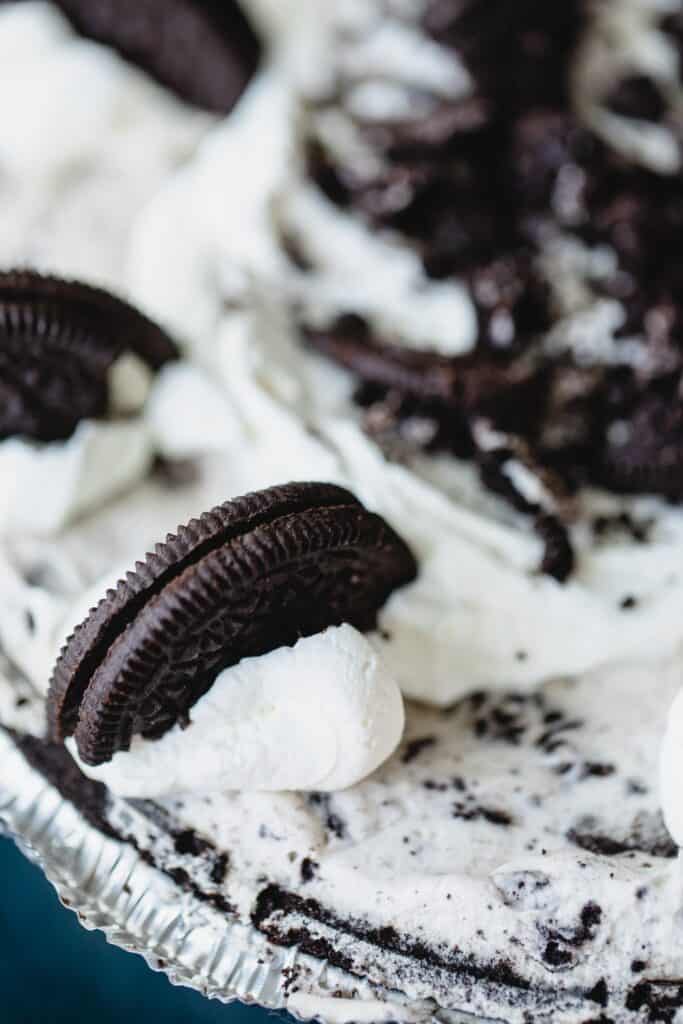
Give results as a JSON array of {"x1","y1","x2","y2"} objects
[
  {"x1": 47, "y1": 482, "x2": 417, "y2": 767},
  {"x1": 0, "y1": 269, "x2": 179, "y2": 535}
]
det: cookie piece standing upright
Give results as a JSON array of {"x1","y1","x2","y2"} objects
[
  {"x1": 0, "y1": 270, "x2": 179, "y2": 442},
  {"x1": 48, "y1": 482, "x2": 418, "y2": 766}
]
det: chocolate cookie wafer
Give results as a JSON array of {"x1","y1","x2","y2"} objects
[
  {"x1": 0, "y1": 270, "x2": 178, "y2": 442},
  {"x1": 48, "y1": 482, "x2": 417, "y2": 765}
]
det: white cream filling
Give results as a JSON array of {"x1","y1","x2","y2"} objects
[{"x1": 70, "y1": 624, "x2": 404, "y2": 797}]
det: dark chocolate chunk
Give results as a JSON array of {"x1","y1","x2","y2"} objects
[{"x1": 47, "y1": 482, "x2": 417, "y2": 765}]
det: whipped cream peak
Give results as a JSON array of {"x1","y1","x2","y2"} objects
[{"x1": 73, "y1": 624, "x2": 405, "y2": 798}]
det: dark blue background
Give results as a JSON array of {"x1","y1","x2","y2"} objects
[{"x1": 0, "y1": 837, "x2": 291, "y2": 1024}]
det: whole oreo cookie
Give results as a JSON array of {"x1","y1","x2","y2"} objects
[
  {"x1": 0, "y1": 270, "x2": 178, "y2": 443},
  {"x1": 51, "y1": 0, "x2": 261, "y2": 113},
  {"x1": 48, "y1": 483, "x2": 417, "y2": 766}
]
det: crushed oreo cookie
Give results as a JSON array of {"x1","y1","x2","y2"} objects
[{"x1": 299, "y1": 1, "x2": 683, "y2": 581}]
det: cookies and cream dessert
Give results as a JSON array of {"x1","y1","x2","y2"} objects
[{"x1": 2, "y1": 2, "x2": 683, "y2": 1024}]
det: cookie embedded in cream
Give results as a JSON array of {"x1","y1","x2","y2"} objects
[
  {"x1": 71, "y1": 625, "x2": 405, "y2": 796},
  {"x1": 0, "y1": 270, "x2": 179, "y2": 537},
  {"x1": 46, "y1": 482, "x2": 416, "y2": 772}
]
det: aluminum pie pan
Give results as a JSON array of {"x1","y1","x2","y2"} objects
[{"x1": 0, "y1": 729, "x2": 491, "y2": 1024}]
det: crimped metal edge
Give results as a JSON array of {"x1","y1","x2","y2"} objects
[{"x1": 0, "y1": 730, "x2": 486, "y2": 1024}]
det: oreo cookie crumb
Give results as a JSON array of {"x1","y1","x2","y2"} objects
[
  {"x1": 626, "y1": 980, "x2": 683, "y2": 1023},
  {"x1": 581, "y1": 763, "x2": 616, "y2": 780},
  {"x1": 401, "y1": 736, "x2": 437, "y2": 763},
  {"x1": 587, "y1": 979, "x2": 609, "y2": 1007},
  {"x1": 209, "y1": 853, "x2": 229, "y2": 886},
  {"x1": 173, "y1": 829, "x2": 211, "y2": 857},
  {"x1": 301, "y1": 858, "x2": 319, "y2": 883},
  {"x1": 568, "y1": 813, "x2": 677, "y2": 860}
]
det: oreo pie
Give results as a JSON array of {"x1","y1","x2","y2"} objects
[
  {"x1": 3, "y1": 2, "x2": 683, "y2": 1024},
  {"x1": 0, "y1": 270, "x2": 178, "y2": 535}
]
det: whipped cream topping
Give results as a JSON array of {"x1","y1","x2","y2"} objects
[
  {"x1": 0, "y1": 312, "x2": 242, "y2": 536},
  {"x1": 660, "y1": 686, "x2": 683, "y2": 847},
  {"x1": 0, "y1": 2, "x2": 210, "y2": 292},
  {"x1": 127, "y1": 67, "x2": 296, "y2": 352},
  {"x1": 0, "y1": 418, "x2": 152, "y2": 538},
  {"x1": 72, "y1": 624, "x2": 404, "y2": 797}
]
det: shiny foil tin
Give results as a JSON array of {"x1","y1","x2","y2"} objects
[{"x1": 0, "y1": 730, "x2": 485, "y2": 1024}]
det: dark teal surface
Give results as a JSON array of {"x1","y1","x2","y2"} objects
[{"x1": 0, "y1": 836, "x2": 291, "y2": 1024}]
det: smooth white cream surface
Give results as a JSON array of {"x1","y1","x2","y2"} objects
[{"x1": 73, "y1": 624, "x2": 405, "y2": 796}]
